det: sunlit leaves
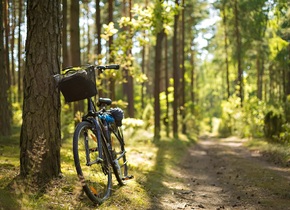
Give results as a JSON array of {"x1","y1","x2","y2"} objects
[
  {"x1": 268, "y1": 36, "x2": 288, "y2": 60},
  {"x1": 101, "y1": 22, "x2": 118, "y2": 41}
]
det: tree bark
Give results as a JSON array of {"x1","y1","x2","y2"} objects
[
  {"x1": 154, "y1": 0, "x2": 165, "y2": 141},
  {"x1": 222, "y1": 1, "x2": 230, "y2": 99},
  {"x1": 10, "y1": 2, "x2": 16, "y2": 89},
  {"x1": 70, "y1": 0, "x2": 83, "y2": 114},
  {"x1": 154, "y1": 30, "x2": 164, "y2": 140},
  {"x1": 17, "y1": 0, "x2": 23, "y2": 102},
  {"x1": 20, "y1": 0, "x2": 61, "y2": 184},
  {"x1": 3, "y1": 0, "x2": 10, "y2": 87},
  {"x1": 108, "y1": 0, "x2": 115, "y2": 100},
  {"x1": 96, "y1": 0, "x2": 102, "y2": 57},
  {"x1": 126, "y1": 0, "x2": 134, "y2": 117},
  {"x1": 181, "y1": 0, "x2": 186, "y2": 134},
  {"x1": 141, "y1": 37, "x2": 146, "y2": 109},
  {"x1": 62, "y1": 0, "x2": 69, "y2": 67},
  {"x1": 95, "y1": 0, "x2": 104, "y2": 96},
  {"x1": 190, "y1": 48, "x2": 195, "y2": 114},
  {"x1": 234, "y1": 0, "x2": 243, "y2": 105},
  {"x1": 173, "y1": 0, "x2": 180, "y2": 138},
  {"x1": 189, "y1": 13, "x2": 195, "y2": 115},
  {"x1": 256, "y1": 52, "x2": 263, "y2": 100},
  {"x1": 164, "y1": 34, "x2": 169, "y2": 137},
  {"x1": 0, "y1": 0, "x2": 11, "y2": 136}
]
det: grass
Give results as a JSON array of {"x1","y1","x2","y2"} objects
[
  {"x1": 0, "y1": 125, "x2": 195, "y2": 210},
  {"x1": 245, "y1": 138, "x2": 290, "y2": 167},
  {"x1": 1, "y1": 125, "x2": 289, "y2": 209}
]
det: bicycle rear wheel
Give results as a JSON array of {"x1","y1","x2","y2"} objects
[
  {"x1": 110, "y1": 125, "x2": 130, "y2": 185},
  {"x1": 73, "y1": 121, "x2": 112, "y2": 204}
]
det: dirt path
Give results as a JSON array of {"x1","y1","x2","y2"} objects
[{"x1": 157, "y1": 137, "x2": 290, "y2": 210}]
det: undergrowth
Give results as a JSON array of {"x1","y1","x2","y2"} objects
[
  {"x1": 245, "y1": 138, "x2": 290, "y2": 167},
  {"x1": 0, "y1": 125, "x2": 195, "y2": 210}
]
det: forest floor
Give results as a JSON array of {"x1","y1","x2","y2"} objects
[
  {"x1": 154, "y1": 136, "x2": 290, "y2": 210},
  {"x1": 1, "y1": 131, "x2": 290, "y2": 209}
]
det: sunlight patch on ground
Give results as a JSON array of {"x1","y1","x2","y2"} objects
[{"x1": 126, "y1": 143, "x2": 157, "y2": 172}]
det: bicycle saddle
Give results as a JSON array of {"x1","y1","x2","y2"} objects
[{"x1": 98, "y1": 98, "x2": 112, "y2": 106}]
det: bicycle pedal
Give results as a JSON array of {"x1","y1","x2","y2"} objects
[{"x1": 122, "y1": 175, "x2": 134, "y2": 180}]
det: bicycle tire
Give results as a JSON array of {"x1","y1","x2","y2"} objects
[
  {"x1": 73, "y1": 121, "x2": 112, "y2": 204},
  {"x1": 110, "y1": 125, "x2": 129, "y2": 186}
]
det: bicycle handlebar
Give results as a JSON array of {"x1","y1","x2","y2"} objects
[
  {"x1": 62, "y1": 64, "x2": 120, "y2": 72},
  {"x1": 97, "y1": 64, "x2": 120, "y2": 70}
]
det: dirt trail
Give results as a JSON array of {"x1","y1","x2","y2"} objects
[{"x1": 157, "y1": 137, "x2": 290, "y2": 210}]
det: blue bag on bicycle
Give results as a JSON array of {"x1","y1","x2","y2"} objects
[{"x1": 109, "y1": 108, "x2": 124, "y2": 126}]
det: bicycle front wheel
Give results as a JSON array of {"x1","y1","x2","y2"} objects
[{"x1": 73, "y1": 121, "x2": 112, "y2": 204}]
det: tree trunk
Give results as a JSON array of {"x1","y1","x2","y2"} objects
[
  {"x1": 141, "y1": 37, "x2": 146, "y2": 109},
  {"x1": 141, "y1": 1, "x2": 149, "y2": 109},
  {"x1": 154, "y1": 30, "x2": 164, "y2": 140},
  {"x1": 190, "y1": 48, "x2": 195, "y2": 114},
  {"x1": 269, "y1": 64, "x2": 274, "y2": 100},
  {"x1": 126, "y1": 0, "x2": 134, "y2": 117},
  {"x1": 173, "y1": 0, "x2": 180, "y2": 138},
  {"x1": 70, "y1": 0, "x2": 80, "y2": 64},
  {"x1": 180, "y1": 0, "x2": 186, "y2": 134},
  {"x1": 189, "y1": 14, "x2": 195, "y2": 115},
  {"x1": 95, "y1": 0, "x2": 103, "y2": 96},
  {"x1": 222, "y1": 1, "x2": 230, "y2": 99},
  {"x1": 285, "y1": 43, "x2": 290, "y2": 97},
  {"x1": 17, "y1": 0, "x2": 23, "y2": 102},
  {"x1": 154, "y1": 0, "x2": 165, "y2": 141},
  {"x1": 108, "y1": 0, "x2": 115, "y2": 100},
  {"x1": 0, "y1": 0, "x2": 11, "y2": 136},
  {"x1": 164, "y1": 34, "x2": 169, "y2": 137},
  {"x1": 234, "y1": 0, "x2": 243, "y2": 105},
  {"x1": 284, "y1": 43, "x2": 290, "y2": 122},
  {"x1": 121, "y1": 0, "x2": 134, "y2": 117},
  {"x1": 86, "y1": 4, "x2": 91, "y2": 64},
  {"x1": 3, "y1": 0, "x2": 10, "y2": 87},
  {"x1": 256, "y1": 52, "x2": 263, "y2": 100},
  {"x1": 96, "y1": 0, "x2": 102, "y2": 58},
  {"x1": 20, "y1": 0, "x2": 61, "y2": 185},
  {"x1": 10, "y1": 2, "x2": 16, "y2": 89},
  {"x1": 108, "y1": 0, "x2": 113, "y2": 52},
  {"x1": 62, "y1": 0, "x2": 69, "y2": 67},
  {"x1": 70, "y1": 0, "x2": 83, "y2": 114}
]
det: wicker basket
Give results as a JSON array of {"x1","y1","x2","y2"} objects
[{"x1": 58, "y1": 66, "x2": 97, "y2": 102}]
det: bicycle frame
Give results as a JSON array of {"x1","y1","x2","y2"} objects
[{"x1": 83, "y1": 97, "x2": 113, "y2": 166}]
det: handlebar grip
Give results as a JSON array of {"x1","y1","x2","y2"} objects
[
  {"x1": 62, "y1": 66, "x2": 73, "y2": 71},
  {"x1": 106, "y1": 64, "x2": 119, "y2": 70}
]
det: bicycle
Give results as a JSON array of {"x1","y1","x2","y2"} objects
[{"x1": 55, "y1": 64, "x2": 133, "y2": 204}]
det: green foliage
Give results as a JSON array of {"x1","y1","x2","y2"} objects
[
  {"x1": 218, "y1": 96, "x2": 240, "y2": 137},
  {"x1": 262, "y1": 98, "x2": 290, "y2": 144},
  {"x1": 218, "y1": 93, "x2": 290, "y2": 143},
  {"x1": 218, "y1": 95, "x2": 266, "y2": 138},
  {"x1": 275, "y1": 123, "x2": 290, "y2": 144},
  {"x1": 12, "y1": 102, "x2": 22, "y2": 126},
  {"x1": 60, "y1": 101, "x2": 75, "y2": 140},
  {"x1": 152, "y1": 0, "x2": 164, "y2": 34},
  {"x1": 200, "y1": 0, "x2": 290, "y2": 143},
  {"x1": 243, "y1": 97, "x2": 267, "y2": 137},
  {"x1": 141, "y1": 103, "x2": 155, "y2": 130}
]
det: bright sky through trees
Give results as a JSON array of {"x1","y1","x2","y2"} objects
[{"x1": 195, "y1": 1, "x2": 220, "y2": 60}]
